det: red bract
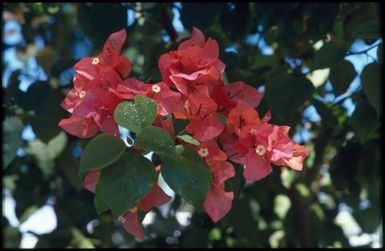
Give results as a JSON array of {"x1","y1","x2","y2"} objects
[
  {"x1": 193, "y1": 141, "x2": 235, "y2": 222},
  {"x1": 158, "y1": 27, "x2": 225, "y2": 97},
  {"x1": 59, "y1": 29, "x2": 130, "y2": 138},
  {"x1": 120, "y1": 183, "x2": 172, "y2": 240},
  {"x1": 112, "y1": 78, "x2": 181, "y2": 116}
]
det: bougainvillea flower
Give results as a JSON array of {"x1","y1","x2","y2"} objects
[
  {"x1": 225, "y1": 81, "x2": 263, "y2": 108},
  {"x1": 186, "y1": 113, "x2": 224, "y2": 142},
  {"x1": 195, "y1": 140, "x2": 227, "y2": 161},
  {"x1": 211, "y1": 85, "x2": 237, "y2": 115},
  {"x1": 58, "y1": 115, "x2": 99, "y2": 138},
  {"x1": 112, "y1": 78, "x2": 181, "y2": 116},
  {"x1": 74, "y1": 29, "x2": 131, "y2": 80},
  {"x1": 204, "y1": 160, "x2": 235, "y2": 222},
  {"x1": 227, "y1": 101, "x2": 261, "y2": 134},
  {"x1": 120, "y1": 183, "x2": 171, "y2": 240},
  {"x1": 120, "y1": 211, "x2": 145, "y2": 240},
  {"x1": 138, "y1": 184, "x2": 172, "y2": 211},
  {"x1": 158, "y1": 27, "x2": 225, "y2": 96}
]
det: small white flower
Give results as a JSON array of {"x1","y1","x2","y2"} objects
[
  {"x1": 255, "y1": 144, "x2": 266, "y2": 156},
  {"x1": 152, "y1": 84, "x2": 161, "y2": 93},
  {"x1": 198, "y1": 147, "x2": 209, "y2": 158},
  {"x1": 91, "y1": 57, "x2": 99, "y2": 65}
]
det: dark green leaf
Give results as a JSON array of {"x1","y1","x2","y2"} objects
[
  {"x1": 135, "y1": 126, "x2": 175, "y2": 154},
  {"x1": 114, "y1": 96, "x2": 157, "y2": 134},
  {"x1": 180, "y1": 3, "x2": 224, "y2": 30},
  {"x1": 351, "y1": 100, "x2": 380, "y2": 144},
  {"x1": 94, "y1": 184, "x2": 109, "y2": 214},
  {"x1": 225, "y1": 163, "x2": 245, "y2": 202},
  {"x1": 329, "y1": 60, "x2": 357, "y2": 96},
  {"x1": 311, "y1": 42, "x2": 346, "y2": 70},
  {"x1": 160, "y1": 146, "x2": 212, "y2": 210},
  {"x1": 353, "y1": 205, "x2": 381, "y2": 233},
  {"x1": 99, "y1": 151, "x2": 156, "y2": 217},
  {"x1": 352, "y1": 19, "x2": 380, "y2": 39},
  {"x1": 79, "y1": 134, "x2": 125, "y2": 174},
  {"x1": 265, "y1": 73, "x2": 314, "y2": 123},
  {"x1": 361, "y1": 62, "x2": 381, "y2": 117}
]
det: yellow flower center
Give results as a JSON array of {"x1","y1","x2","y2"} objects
[
  {"x1": 255, "y1": 144, "x2": 266, "y2": 156},
  {"x1": 198, "y1": 147, "x2": 209, "y2": 158},
  {"x1": 92, "y1": 57, "x2": 99, "y2": 65},
  {"x1": 152, "y1": 84, "x2": 161, "y2": 93}
]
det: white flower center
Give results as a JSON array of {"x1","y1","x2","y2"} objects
[
  {"x1": 79, "y1": 90, "x2": 86, "y2": 98},
  {"x1": 92, "y1": 57, "x2": 99, "y2": 65},
  {"x1": 198, "y1": 147, "x2": 209, "y2": 158},
  {"x1": 152, "y1": 84, "x2": 161, "y2": 93},
  {"x1": 250, "y1": 129, "x2": 257, "y2": 135},
  {"x1": 255, "y1": 144, "x2": 266, "y2": 156}
]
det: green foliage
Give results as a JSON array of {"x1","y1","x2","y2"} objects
[
  {"x1": 160, "y1": 146, "x2": 212, "y2": 210},
  {"x1": 311, "y1": 42, "x2": 346, "y2": 70},
  {"x1": 329, "y1": 60, "x2": 357, "y2": 96},
  {"x1": 98, "y1": 151, "x2": 156, "y2": 217},
  {"x1": 135, "y1": 126, "x2": 175, "y2": 155},
  {"x1": 265, "y1": 73, "x2": 314, "y2": 124},
  {"x1": 114, "y1": 96, "x2": 157, "y2": 134},
  {"x1": 360, "y1": 62, "x2": 381, "y2": 117},
  {"x1": 79, "y1": 134, "x2": 126, "y2": 174}
]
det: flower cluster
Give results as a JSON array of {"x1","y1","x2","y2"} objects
[{"x1": 59, "y1": 28, "x2": 309, "y2": 240}]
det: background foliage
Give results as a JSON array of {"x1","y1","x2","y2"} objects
[{"x1": 2, "y1": 2, "x2": 382, "y2": 248}]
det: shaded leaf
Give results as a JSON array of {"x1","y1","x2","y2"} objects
[
  {"x1": 361, "y1": 62, "x2": 381, "y2": 117},
  {"x1": 79, "y1": 134, "x2": 125, "y2": 174},
  {"x1": 350, "y1": 100, "x2": 380, "y2": 144},
  {"x1": 329, "y1": 60, "x2": 357, "y2": 96},
  {"x1": 99, "y1": 151, "x2": 156, "y2": 217},
  {"x1": 265, "y1": 73, "x2": 314, "y2": 123},
  {"x1": 160, "y1": 146, "x2": 212, "y2": 210},
  {"x1": 311, "y1": 42, "x2": 345, "y2": 70},
  {"x1": 352, "y1": 19, "x2": 380, "y2": 39},
  {"x1": 135, "y1": 126, "x2": 175, "y2": 154}
]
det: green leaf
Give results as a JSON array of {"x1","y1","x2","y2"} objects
[
  {"x1": 181, "y1": 3, "x2": 224, "y2": 30},
  {"x1": 361, "y1": 62, "x2": 381, "y2": 117},
  {"x1": 79, "y1": 134, "x2": 125, "y2": 174},
  {"x1": 94, "y1": 184, "x2": 109, "y2": 214},
  {"x1": 225, "y1": 163, "x2": 245, "y2": 202},
  {"x1": 114, "y1": 96, "x2": 157, "y2": 134},
  {"x1": 329, "y1": 60, "x2": 357, "y2": 96},
  {"x1": 352, "y1": 19, "x2": 380, "y2": 39},
  {"x1": 351, "y1": 100, "x2": 380, "y2": 144},
  {"x1": 312, "y1": 42, "x2": 346, "y2": 70},
  {"x1": 135, "y1": 126, "x2": 175, "y2": 154},
  {"x1": 176, "y1": 134, "x2": 200, "y2": 146},
  {"x1": 160, "y1": 146, "x2": 212, "y2": 210},
  {"x1": 265, "y1": 74, "x2": 314, "y2": 123},
  {"x1": 98, "y1": 151, "x2": 156, "y2": 217}
]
